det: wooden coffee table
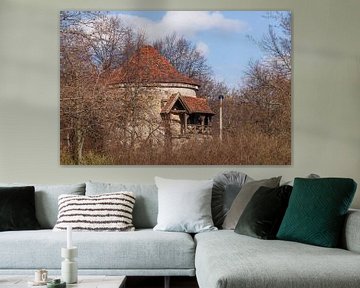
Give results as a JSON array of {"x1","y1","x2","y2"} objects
[{"x1": 0, "y1": 275, "x2": 126, "y2": 288}]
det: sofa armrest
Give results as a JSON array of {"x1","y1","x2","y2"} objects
[{"x1": 342, "y1": 209, "x2": 360, "y2": 253}]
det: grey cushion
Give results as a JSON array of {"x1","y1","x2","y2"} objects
[
  {"x1": 0, "y1": 183, "x2": 85, "y2": 228},
  {"x1": 222, "y1": 177, "x2": 281, "y2": 229},
  {"x1": 85, "y1": 181, "x2": 158, "y2": 229},
  {"x1": 0, "y1": 229, "x2": 195, "y2": 271},
  {"x1": 195, "y1": 230, "x2": 360, "y2": 288},
  {"x1": 154, "y1": 177, "x2": 216, "y2": 233},
  {"x1": 212, "y1": 171, "x2": 251, "y2": 228}
]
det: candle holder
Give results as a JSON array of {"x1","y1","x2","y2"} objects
[{"x1": 61, "y1": 247, "x2": 78, "y2": 284}]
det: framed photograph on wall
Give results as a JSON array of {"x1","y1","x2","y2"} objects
[{"x1": 60, "y1": 11, "x2": 292, "y2": 165}]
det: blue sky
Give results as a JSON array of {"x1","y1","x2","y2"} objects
[{"x1": 111, "y1": 11, "x2": 290, "y2": 88}]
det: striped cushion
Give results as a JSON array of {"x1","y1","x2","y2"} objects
[{"x1": 53, "y1": 192, "x2": 136, "y2": 232}]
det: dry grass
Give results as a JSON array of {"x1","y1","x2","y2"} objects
[
  {"x1": 60, "y1": 150, "x2": 114, "y2": 165},
  {"x1": 61, "y1": 127, "x2": 291, "y2": 165}
]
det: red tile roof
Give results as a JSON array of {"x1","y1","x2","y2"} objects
[
  {"x1": 161, "y1": 94, "x2": 215, "y2": 115},
  {"x1": 182, "y1": 96, "x2": 215, "y2": 115},
  {"x1": 109, "y1": 45, "x2": 200, "y2": 87}
]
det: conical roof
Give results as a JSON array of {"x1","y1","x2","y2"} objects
[{"x1": 109, "y1": 45, "x2": 200, "y2": 87}]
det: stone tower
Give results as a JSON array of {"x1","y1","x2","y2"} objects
[{"x1": 108, "y1": 45, "x2": 214, "y2": 143}]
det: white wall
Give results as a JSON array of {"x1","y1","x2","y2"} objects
[{"x1": 0, "y1": 0, "x2": 359, "y2": 208}]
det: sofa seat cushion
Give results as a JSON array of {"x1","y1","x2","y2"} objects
[
  {"x1": 195, "y1": 230, "x2": 360, "y2": 288},
  {"x1": 0, "y1": 229, "x2": 195, "y2": 270}
]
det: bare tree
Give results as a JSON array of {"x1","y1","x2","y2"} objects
[
  {"x1": 88, "y1": 16, "x2": 146, "y2": 71},
  {"x1": 237, "y1": 11, "x2": 291, "y2": 136},
  {"x1": 62, "y1": 11, "x2": 181, "y2": 164},
  {"x1": 60, "y1": 22, "x2": 107, "y2": 163},
  {"x1": 250, "y1": 12, "x2": 291, "y2": 78},
  {"x1": 60, "y1": 11, "x2": 106, "y2": 33},
  {"x1": 153, "y1": 33, "x2": 212, "y2": 81},
  {"x1": 153, "y1": 33, "x2": 230, "y2": 115},
  {"x1": 60, "y1": 12, "x2": 146, "y2": 163},
  {"x1": 200, "y1": 76, "x2": 230, "y2": 99}
]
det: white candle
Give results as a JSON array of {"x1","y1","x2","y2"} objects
[{"x1": 67, "y1": 225, "x2": 72, "y2": 249}]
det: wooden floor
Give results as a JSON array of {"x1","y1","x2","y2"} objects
[{"x1": 126, "y1": 276, "x2": 199, "y2": 288}]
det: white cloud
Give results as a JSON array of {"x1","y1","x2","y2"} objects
[
  {"x1": 115, "y1": 14, "x2": 157, "y2": 36},
  {"x1": 196, "y1": 41, "x2": 209, "y2": 56},
  {"x1": 116, "y1": 11, "x2": 248, "y2": 42},
  {"x1": 161, "y1": 11, "x2": 246, "y2": 37}
]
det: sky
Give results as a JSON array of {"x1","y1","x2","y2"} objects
[{"x1": 109, "y1": 11, "x2": 290, "y2": 89}]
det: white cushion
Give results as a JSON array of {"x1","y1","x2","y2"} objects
[
  {"x1": 153, "y1": 177, "x2": 217, "y2": 233},
  {"x1": 53, "y1": 192, "x2": 135, "y2": 231}
]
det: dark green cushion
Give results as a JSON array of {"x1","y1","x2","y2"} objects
[
  {"x1": 235, "y1": 185, "x2": 292, "y2": 239},
  {"x1": 0, "y1": 186, "x2": 41, "y2": 231},
  {"x1": 277, "y1": 178, "x2": 357, "y2": 247}
]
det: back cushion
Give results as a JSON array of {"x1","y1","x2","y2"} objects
[
  {"x1": 212, "y1": 171, "x2": 251, "y2": 228},
  {"x1": 86, "y1": 181, "x2": 158, "y2": 229},
  {"x1": 0, "y1": 183, "x2": 86, "y2": 228}
]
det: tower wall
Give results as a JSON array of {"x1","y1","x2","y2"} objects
[
  {"x1": 115, "y1": 82, "x2": 198, "y2": 114},
  {"x1": 112, "y1": 82, "x2": 200, "y2": 148}
]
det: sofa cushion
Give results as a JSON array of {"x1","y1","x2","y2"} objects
[
  {"x1": 0, "y1": 186, "x2": 40, "y2": 231},
  {"x1": 212, "y1": 171, "x2": 250, "y2": 228},
  {"x1": 153, "y1": 177, "x2": 216, "y2": 233},
  {"x1": 234, "y1": 185, "x2": 292, "y2": 239},
  {"x1": 0, "y1": 183, "x2": 86, "y2": 229},
  {"x1": 222, "y1": 177, "x2": 281, "y2": 229},
  {"x1": 53, "y1": 192, "x2": 136, "y2": 232},
  {"x1": 0, "y1": 229, "x2": 195, "y2": 272},
  {"x1": 277, "y1": 178, "x2": 357, "y2": 247},
  {"x1": 86, "y1": 182, "x2": 158, "y2": 229},
  {"x1": 195, "y1": 230, "x2": 360, "y2": 288}
]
